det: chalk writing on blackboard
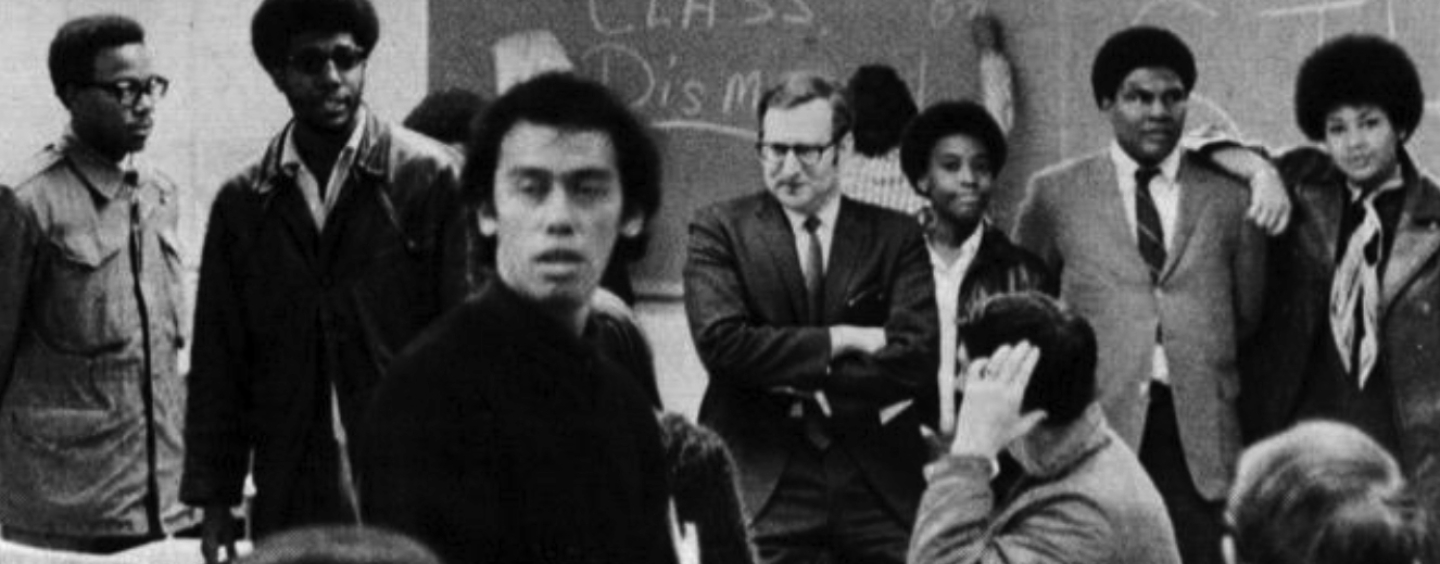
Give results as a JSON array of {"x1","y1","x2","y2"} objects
[{"x1": 588, "y1": 0, "x2": 817, "y2": 36}]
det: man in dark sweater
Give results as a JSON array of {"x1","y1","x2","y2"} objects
[{"x1": 360, "y1": 73, "x2": 676, "y2": 564}]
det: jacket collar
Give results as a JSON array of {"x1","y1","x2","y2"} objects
[
  {"x1": 251, "y1": 106, "x2": 389, "y2": 196},
  {"x1": 1010, "y1": 404, "x2": 1111, "y2": 479},
  {"x1": 55, "y1": 129, "x2": 139, "y2": 202}
]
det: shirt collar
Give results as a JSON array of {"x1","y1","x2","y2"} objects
[
  {"x1": 279, "y1": 105, "x2": 369, "y2": 175},
  {"x1": 58, "y1": 127, "x2": 139, "y2": 202},
  {"x1": 927, "y1": 221, "x2": 986, "y2": 274},
  {"x1": 1345, "y1": 166, "x2": 1407, "y2": 203},
  {"x1": 781, "y1": 190, "x2": 843, "y2": 234},
  {"x1": 1109, "y1": 141, "x2": 1182, "y2": 187}
]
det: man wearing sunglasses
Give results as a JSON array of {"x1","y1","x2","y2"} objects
[
  {"x1": 0, "y1": 14, "x2": 196, "y2": 553},
  {"x1": 684, "y1": 72, "x2": 938, "y2": 564},
  {"x1": 181, "y1": 0, "x2": 466, "y2": 561}
]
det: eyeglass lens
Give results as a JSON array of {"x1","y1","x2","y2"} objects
[
  {"x1": 101, "y1": 76, "x2": 169, "y2": 106},
  {"x1": 759, "y1": 142, "x2": 829, "y2": 165},
  {"x1": 289, "y1": 47, "x2": 367, "y2": 74}
]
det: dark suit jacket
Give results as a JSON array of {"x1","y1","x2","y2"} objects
[
  {"x1": 684, "y1": 193, "x2": 938, "y2": 523},
  {"x1": 1241, "y1": 148, "x2": 1440, "y2": 509},
  {"x1": 1014, "y1": 150, "x2": 1266, "y2": 500},
  {"x1": 953, "y1": 226, "x2": 1056, "y2": 324}
]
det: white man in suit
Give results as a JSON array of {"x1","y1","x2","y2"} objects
[
  {"x1": 1012, "y1": 26, "x2": 1266, "y2": 564},
  {"x1": 684, "y1": 72, "x2": 938, "y2": 564}
]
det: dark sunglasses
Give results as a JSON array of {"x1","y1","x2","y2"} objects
[
  {"x1": 286, "y1": 46, "x2": 367, "y2": 75},
  {"x1": 80, "y1": 76, "x2": 170, "y2": 107}
]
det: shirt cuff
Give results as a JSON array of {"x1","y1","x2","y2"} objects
[{"x1": 924, "y1": 453, "x2": 999, "y2": 483}]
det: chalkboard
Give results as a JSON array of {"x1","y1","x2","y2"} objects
[{"x1": 429, "y1": 0, "x2": 1440, "y2": 297}]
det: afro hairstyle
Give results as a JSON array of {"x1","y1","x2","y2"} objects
[{"x1": 1293, "y1": 33, "x2": 1423, "y2": 141}]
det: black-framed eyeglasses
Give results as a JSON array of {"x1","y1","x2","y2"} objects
[
  {"x1": 756, "y1": 141, "x2": 835, "y2": 167},
  {"x1": 81, "y1": 76, "x2": 169, "y2": 107},
  {"x1": 286, "y1": 46, "x2": 368, "y2": 75}
]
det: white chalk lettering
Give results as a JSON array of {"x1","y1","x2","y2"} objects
[{"x1": 589, "y1": 0, "x2": 636, "y2": 35}]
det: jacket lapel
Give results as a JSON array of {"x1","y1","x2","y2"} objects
[
  {"x1": 754, "y1": 197, "x2": 808, "y2": 323},
  {"x1": 248, "y1": 123, "x2": 323, "y2": 264},
  {"x1": 1088, "y1": 157, "x2": 1151, "y2": 281},
  {"x1": 1162, "y1": 155, "x2": 1211, "y2": 283},
  {"x1": 1382, "y1": 171, "x2": 1440, "y2": 313},
  {"x1": 824, "y1": 198, "x2": 867, "y2": 320},
  {"x1": 1298, "y1": 180, "x2": 1344, "y2": 273}
]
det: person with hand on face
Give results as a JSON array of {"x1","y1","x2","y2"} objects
[
  {"x1": 0, "y1": 14, "x2": 196, "y2": 553},
  {"x1": 1013, "y1": 26, "x2": 1266, "y2": 564},
  {"x1": 910, "y1": 293, "x2": 1180, "y2": 564},
  {"x1": 684, "y1": 71, "x2": 938, "y2": 564},
  {"x1": 181, "y1": 0, "x2": 467, "y2": 561},
  {"x1": 1206, "y1": 35, "x2": 1440, "y2": 525},
  {"x1": 361, "y1": 73, "x2": 676, "y2": 564}
]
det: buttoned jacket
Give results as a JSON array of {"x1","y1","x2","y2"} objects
[
  {"x1": 0, "y1": 134, "x2": 195, "y2": 535},
  {"x1": 1013, "y1": 150, "x2": 1266, "y2": 500}
]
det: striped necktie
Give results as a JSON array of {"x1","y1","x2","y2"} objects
[{"x1": 1134, "y1": 166, "x2": 1166, "y2": 281}]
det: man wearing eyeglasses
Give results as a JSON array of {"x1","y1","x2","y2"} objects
[
  {"x1": 684, "y1": 71, "x2": 938, "y2": 564},
  {"x1": 181, "y1": 0, "x2": 466, "y2": 561},
  {"x1": 0, "y1": 14, "x2": 197, "y2": 553}
]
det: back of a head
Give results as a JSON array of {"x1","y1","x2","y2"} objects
[
  {"x1": 403, "y1": 88, "x2": 488, "y2": 146},
  {"x1": 847, "y1": 64, "x2": 918, "y2": 157},
  {"x1": 1228, "y1": 421, "x2": 1431, "y2": 564},
  {"x1": 958, "y1": 292, "x2": 1097, "y2": 426},
  {"x1": 237, "y1": 526, "x2": 442, "y2": 564}
]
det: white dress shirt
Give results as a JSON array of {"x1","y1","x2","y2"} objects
[
  {"x1": 1108, "y1": 142, "x2": 1182, "y2": 385},
  {"x1": 928, "y1": 225, "x2": 985, "y2": 396},
  {"x1": 782, "y1": 192, "x2": 842, "y2": 280}
]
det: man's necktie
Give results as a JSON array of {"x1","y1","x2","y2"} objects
[
  {"x1": 1134, "y1": 166, "x2": 1166, "y2": 281},
  {"x1": 1331, "y1": 192, "x2": 1383, "y2": 389},
  {"x1": 800, "y1": 215, "x2": 831, "y2": 450},
  {"x1": 803, "y1": 215, "x2": 825, "y2": 323}
]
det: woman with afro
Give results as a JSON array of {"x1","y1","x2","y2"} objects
[{"x1": 1211, "y1": 34, "x2": 1440, "y2": 533}]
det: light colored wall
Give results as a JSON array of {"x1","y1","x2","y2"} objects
[
  {"x1": 0, "y1": 0, "x2": 712, "y2": 417},
  {"x1": 0, "y1": 0, "x2": 429, "y2": 272}
]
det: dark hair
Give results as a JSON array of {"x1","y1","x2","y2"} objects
[
  {"x1": 758, "y1": 71, "x2": 852, "y2": 142},
  {"x1": 899, "y1": 100, "x2": 1008, "y2": 192},
  {"x1": 847, "y1": 64, "x2": 918, "y2": 157},
  {"x1": 237, "y1": 525, "x2": 442, "y2": 564},
  {"x1": 463, "y1": 73, "x2": 661, "y2": 264},
  {"x1": 958, "y1": 292, "x2": 1097, "y2": 425},
  {"x1": 1293, "y1": 34, "x2": 1423, "y2": 142},
  {"x1": 1228, "y1": 421, "x2": 1432, "y2": 564},
  {"x1": 251, "y1": 0, "x2": 380, "y2": 71},
  {"x1": 1090, "y1": 26, "x2": 1196, "y2": 108},
  {"x1": 403, "y1": 88, "x2": 488, "y2": 146},
  {"x1": 48, "y1": 14, "x2": 145, "y2": 101}
]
